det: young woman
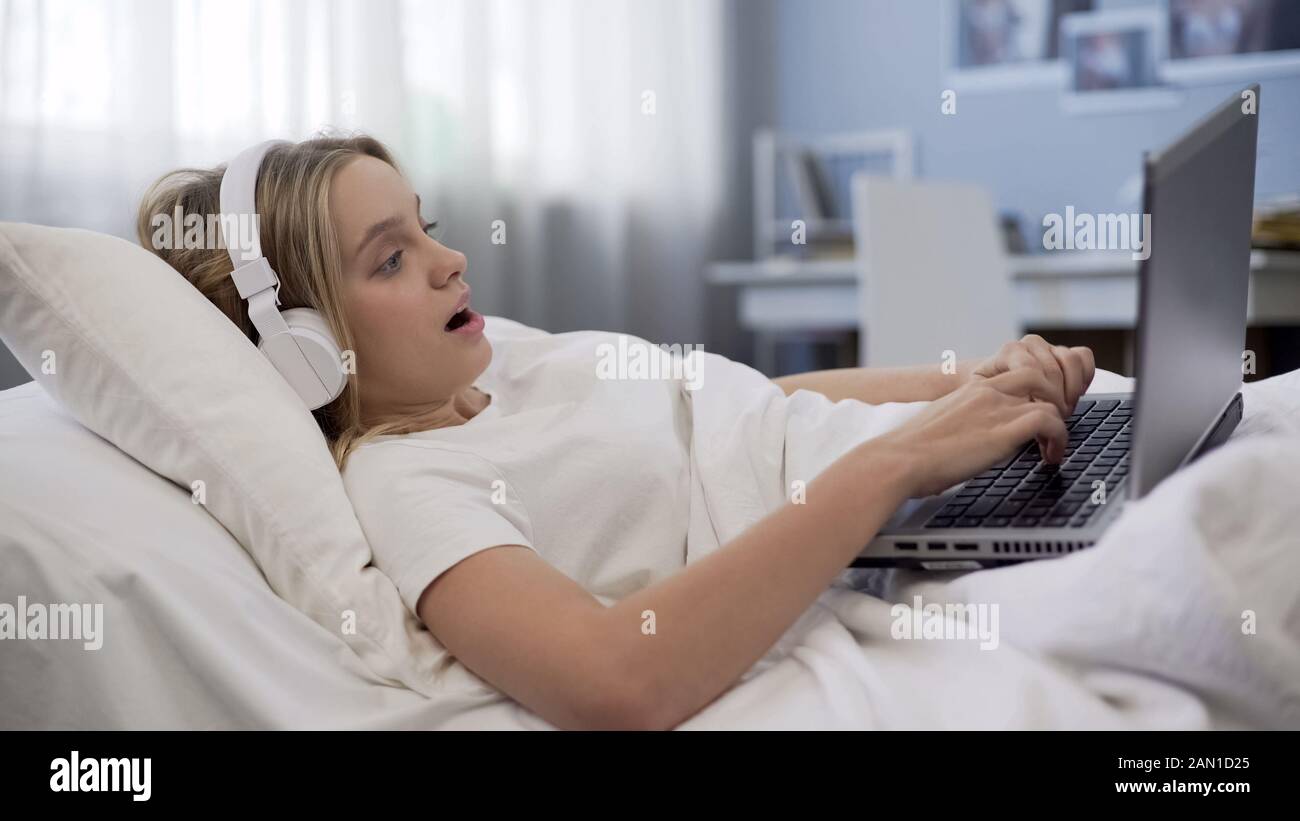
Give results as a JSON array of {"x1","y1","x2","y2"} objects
[{"x1": 138, "y1": 135, "x2": 1094, "y2": 730}]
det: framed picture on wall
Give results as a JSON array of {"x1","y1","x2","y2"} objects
[
  {"x1": 1060, "y1": 7, "x2": 1182, "y2": 114},
  {"x1": 1163, "y1": 0, "x2": 1300, "y2": 82},
  {"x1": 941, "y1": 0, "x2": 1095, "y2": 91}
]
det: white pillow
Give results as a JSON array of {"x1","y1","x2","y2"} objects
[{"x1": 0, "y1": 221, "x2": 454, "y2": 698}]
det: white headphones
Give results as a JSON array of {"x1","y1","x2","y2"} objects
[{"x1": 219, "y1": 140, "x2": 347, "y2": 410}]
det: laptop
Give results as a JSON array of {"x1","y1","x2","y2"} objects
[{"x1": 854, "y1": 85, "x2": 1260, "y2": 570}]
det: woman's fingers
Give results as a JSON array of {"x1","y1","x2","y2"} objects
[
  {"x1": 998, "y1": 340, "x2": 1037, "y2": 371},
  {"x1": 1008, "y1": 402, "x2": 1069, "y2": 463},
  {"x1": 985, "y1": 337, "x2": 1097, "y2": 415},
  {"x1": 1071, "y1": 345, "x2": 1096, "y2": 391},
  {"x1": 980, "y1": 366, "x2": 1068, "y2": 461},
  {"x1": 1051, "y1": 344, "x2": 1083, "y2": 412},
  {"x1": 982, "y1": 364, "x2": 1060, "y2": 405},
  {"x1": 1021, "y1": 335, "x2": 1069, "y2": 415}
]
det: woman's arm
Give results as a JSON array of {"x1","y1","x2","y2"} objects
[
  {"x1": 773, "y1": 335, "x2": 1096, "y2": 415},
  {"x1": 418, "y1": 367, "x2": 1067, "y2": 730},
  {"x1": 773, "y1": 362, "x2": 975, "y2": 404}
]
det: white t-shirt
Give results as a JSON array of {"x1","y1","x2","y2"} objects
[{"x1": 342, "y1": 316, "x2": 696, "y2": 614}]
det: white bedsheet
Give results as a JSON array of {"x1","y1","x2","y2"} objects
[
  {"x1": 3, "y1": 364, "x2": 1299, "y2": 729},
  {"x1": 675, "y1": 362, "x2": 1300, "y2": 729}
]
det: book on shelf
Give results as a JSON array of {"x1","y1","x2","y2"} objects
[{"x1": 784, "y1": 147, "x2": 835, "y2": 223}]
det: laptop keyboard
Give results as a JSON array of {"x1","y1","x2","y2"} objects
[{"x1": 924, "y1": 398, "x2": 1132, "y2": 530}]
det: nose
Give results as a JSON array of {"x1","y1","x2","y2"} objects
[{"x1": 432, "y1": 246, "x2": 468, "y2": 288}]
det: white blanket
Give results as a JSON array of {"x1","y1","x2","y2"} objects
[{"x1": 673, "y1": 358, "x2": 1300, "y2": 729}]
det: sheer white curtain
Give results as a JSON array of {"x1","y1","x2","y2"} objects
[{"x1": 0, "y1": 0, "x2": 728, "y2": 342}]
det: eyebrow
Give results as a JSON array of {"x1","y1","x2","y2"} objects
[{"x1": 354, "y1": 194, "x2": 422, "y2": 260}]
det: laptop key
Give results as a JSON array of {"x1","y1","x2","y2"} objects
[{"x1": 966, "y1": 498, "x2": 1000, "y2": 517}]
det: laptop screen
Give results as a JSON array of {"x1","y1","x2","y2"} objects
[{"x1": 1130, "y1": 86, "x2": 1259, "y2": 498}]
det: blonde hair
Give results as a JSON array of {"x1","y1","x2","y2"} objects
[{"x1": 136, "y1": 134, "x2": 426, "y2": 471}]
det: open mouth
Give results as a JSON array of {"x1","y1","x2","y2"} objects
[
  {"x1": 443, "y1": 288, "x2": 484, "y2": 335},
  {"x1": 445, "y1": 306, "x2": 473, "y2": 332}
]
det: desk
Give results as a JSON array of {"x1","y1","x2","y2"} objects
[{"x1": 706, "y1": 250, "x2": 1300, "y2": 372}]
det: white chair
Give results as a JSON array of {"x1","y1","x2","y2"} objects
[{"x1": 850, "y1": 175, "x2": 1019, "y2": 368}]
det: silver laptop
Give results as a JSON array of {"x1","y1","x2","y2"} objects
[{"x1": 855, "y1": 85, "x2": 1260, "y2": 570}]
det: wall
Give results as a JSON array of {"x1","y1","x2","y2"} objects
[{"x1": 773, "y1": 0, "x2": 1300, "y2": 231}]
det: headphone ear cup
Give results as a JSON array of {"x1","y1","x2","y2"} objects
[{"x1": 261, "y1": 307, "x2": 347, "y2": 409}]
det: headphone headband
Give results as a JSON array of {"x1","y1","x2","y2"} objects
[
  {"x1": 218, "y1": 139, "x2": 346, "y2": 411},
  {"x1": 218, "y1": 139, "x2": 288, "y2": 269}
]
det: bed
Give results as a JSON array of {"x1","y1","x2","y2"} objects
[
  {"x1": 5, "y1": 367, "x2": 1300, "y2": 729},
  {"x1": 3, "y1": 221, "x2": 1300, "y2": 730}
]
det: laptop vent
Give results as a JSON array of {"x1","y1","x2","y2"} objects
[{"x1": 991, "y1": 541, "x2": 1095, "y2": 555}]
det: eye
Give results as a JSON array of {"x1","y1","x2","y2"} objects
[
  {"x1": 377, "y1": 249, "x2": 403, "y2": 276},
  {"x1": 422, "y1": 219, "x2": 442, "y2": 240}
]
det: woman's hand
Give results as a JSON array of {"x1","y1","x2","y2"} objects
[
  {"x1": 967, "y1": 335, "x2": 1096, "y2": 417},
  {"x1": 865, "y1": 366, "x2": 1070, "y2": 498}
]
